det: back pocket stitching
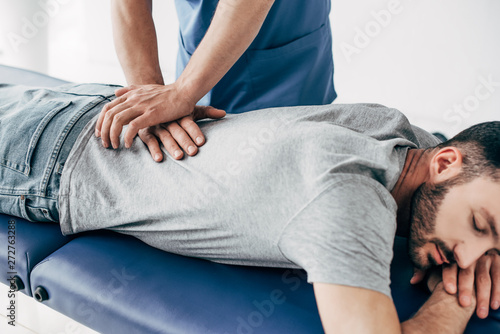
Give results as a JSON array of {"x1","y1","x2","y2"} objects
[{"x1": 1, "y1": 100, "x2": 72, "y2": 176}]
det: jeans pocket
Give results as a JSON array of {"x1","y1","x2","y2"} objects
[
  {"x1": 25, "y1": 204, "x2": 57, "y2": 223},
  {"x1": 18, "y1": 195, "x2": 57, "y2": 223},
  {"x1": 0, "y1": 98, "x2": 72, "y2": 176}
]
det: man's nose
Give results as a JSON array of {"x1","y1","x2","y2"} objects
[
  {"x1": 454, "y1": 244, "x2": 488, "y2": 269},
  {"x1": 454, "y1": 253, "x2": 476, "y2": 269}
]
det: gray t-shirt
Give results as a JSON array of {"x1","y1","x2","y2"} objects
[{"x1": 58, "y1": 103, "x2": 440, "y2": 297}]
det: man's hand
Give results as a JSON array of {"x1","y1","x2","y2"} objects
[
  {"x1": 411, "y1": 251, "x2": 500, "y2": 319},
  {"x1": 95, "y1": 84, "x2": 197, "y2": 150},
  {"x1": 138, "y1": 106, "x2": 226, "y2": 162},
  {"x1": 402, "y1": 281, "x2": 476, "y2": 334}
]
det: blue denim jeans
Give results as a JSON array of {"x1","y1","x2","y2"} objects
[{"x1": 0, "y1": 83, "x2": 119, "y2": 222}]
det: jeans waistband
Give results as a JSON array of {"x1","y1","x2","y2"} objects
[{"x1": 0, "y1": 84, "x2": 117, "y2": 222}]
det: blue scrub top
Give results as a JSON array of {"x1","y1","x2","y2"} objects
[{"x1": 174, "y1": 0, "x2": 336, "y2": 113}]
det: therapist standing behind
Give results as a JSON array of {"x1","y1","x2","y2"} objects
[{"x1": 96, "y1": 0, "x2": 336, "y2": 161}]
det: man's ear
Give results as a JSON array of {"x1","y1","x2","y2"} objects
[{"x1": 429, "y1": 147, "x2": 463, "y2": 182}]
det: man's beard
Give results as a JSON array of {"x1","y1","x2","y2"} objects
[{"x1": 407, "y1": 180, "x2": 456, "y2": 270}]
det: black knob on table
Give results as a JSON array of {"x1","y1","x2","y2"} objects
[
  {"x1": 34, "y1": 286, "x2": 49, "y2": 302},
  {"x1": 10, "y1": 275, "x2": 25, "y2": 291}
]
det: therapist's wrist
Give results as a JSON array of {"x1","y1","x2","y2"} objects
[
  {"x1": 174, "y1": 74, "x2": 209, "y2": 106},
  {"x1": 159, "y1": 82, "x2": 197, "y2": 120},
  {"x1": 126, "y1": 66, "x2": 165, "y2": 86}
]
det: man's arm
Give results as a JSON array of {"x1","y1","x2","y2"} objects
[
  {"x1": 174, "y1": 0, "x2": 276, "y2": 105},
  {"x1": 313, "y1": 282, "x2": 475, "y2": 334},
  {"x1": 97, "y1": 0, "x2": 276, "y2": 154},
  {"x1": 111, "y1": 0, "x2": 164, "y2": 85}
]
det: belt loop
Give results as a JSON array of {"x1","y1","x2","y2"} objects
[{"x1": 56, "y1": 163, "x2": 64, "y2": 175}]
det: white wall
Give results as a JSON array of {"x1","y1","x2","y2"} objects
[
  {"x1": 331, "y1": 0, "x2": 500, "y2": 137},
  {"x1": 1, "y1": 0, "x2": 499, "y2": 137}
]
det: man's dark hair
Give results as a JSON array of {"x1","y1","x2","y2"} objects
[
  {"x1": 435, "y1": 121, "x2": 500, "y2": 183},
  {"x1": 408, "y1": 121, "x2": 500, "y2": 251}
]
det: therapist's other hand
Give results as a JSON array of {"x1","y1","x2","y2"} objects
[
  {"x1": 96, "y1": 84, "x2": 196, "y2": 149},
  {"x1": 138, "y1": 106, "x2": 226, "y2": 162},
  {"x1": 411, "y1": 251, "x2": 500, "y2": 319}
]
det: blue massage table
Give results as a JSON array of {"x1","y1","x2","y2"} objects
[{"x1": 0, "y1": 64, "x2": 499, "y2": 333}]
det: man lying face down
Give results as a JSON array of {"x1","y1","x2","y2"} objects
[{"x1": 0, "y1": 83, "x2": 499, "y2": 333}]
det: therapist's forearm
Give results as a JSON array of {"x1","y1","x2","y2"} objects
[
  {"x1": 175, "y1": 0, "x2": 275, "y2": 104},
  {"x1": 111, "y1": 0, "x2": 164, "y2": 85},
  {"x1": 400, "y1": 282, "x2": 475, "y2": 333}
]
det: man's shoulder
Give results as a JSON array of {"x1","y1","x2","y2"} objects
[
  {"x1": 258, "y1": 103, "x2": 420, "y2": 142},
  {"x1": 277, "y1": 174, "x2": 398, "y2": 250},
  {"x1": 276, "y1": 175, "x2": 397, "y2": 297}
]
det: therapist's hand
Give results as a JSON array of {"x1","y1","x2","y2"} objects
[
  {"x1": 411, "y1": 251, "x2": 500, "y2": 319},
  {"x1": 96, "y1": 84, "x2": 197, "y2": 149},
  {"x1": 138, "y1": 106, "x2": 226, "y2": 162}
]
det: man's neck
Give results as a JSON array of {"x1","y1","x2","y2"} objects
[{"x1": 391, "y1": 148, "x2": 434, "y2": 237}]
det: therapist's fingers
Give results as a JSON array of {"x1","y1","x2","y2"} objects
[
  {"x1": 138, "y1": 127, "x2": 164, "y2": 162},
  {"x1": 108, "y1": 106, "x2": 148, "y2": 149},
  {"x1": 177, "y1": 115, "x2": 205, "y2": 146},
  {"x1": 123, "y1": 111, "x2": 162, "y2": 148},
  {"x1": 457, "y1": 263, "x2": 475, "y2": 308},
  {"x1": 165, "y1": 122, "x2": 198, "y2": 156},
  {"x1": 96, "y1": 85, "x2": 142, "y2": 137},
  {"x1": 442, "y1": 263, "x2": 458, "y2": 294},
  {"x1": 95, "y1": 104, "x2": 107, "y2": 137},
  {"x1": 95, "y1": 94, "x2": 129, "y2": 137},
  {"x1": 153, "y1": 124, "x2": 184, "y2": 160},
  {"x1": 102, "y1": 105, "x2": 143, "y2": 149},
  {"x1": 173, "y1": 106, "x2": 226, "y2": 149},
  {"x1": 475, "y1": 254, "x2": 492, "y2": 319}
]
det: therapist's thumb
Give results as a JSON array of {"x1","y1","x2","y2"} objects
[{"x1": 194, "y1": 106, "x2": 226, "y2": 121}]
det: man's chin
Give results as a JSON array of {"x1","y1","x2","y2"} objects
[
  {"x1": 409, "y1": 255, "x2": 432, "y2": 271},
  {"x1": 407, "y1": 243, "x2": 432, "y2": 270}
]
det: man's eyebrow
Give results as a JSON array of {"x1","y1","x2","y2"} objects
[{"x1": 481, "y1": 207, "x2": 498, "y2": 241}]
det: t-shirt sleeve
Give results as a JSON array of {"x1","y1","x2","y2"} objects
[{"x1": 277, "y1": 175, "x2": 397, "y2": 298}]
